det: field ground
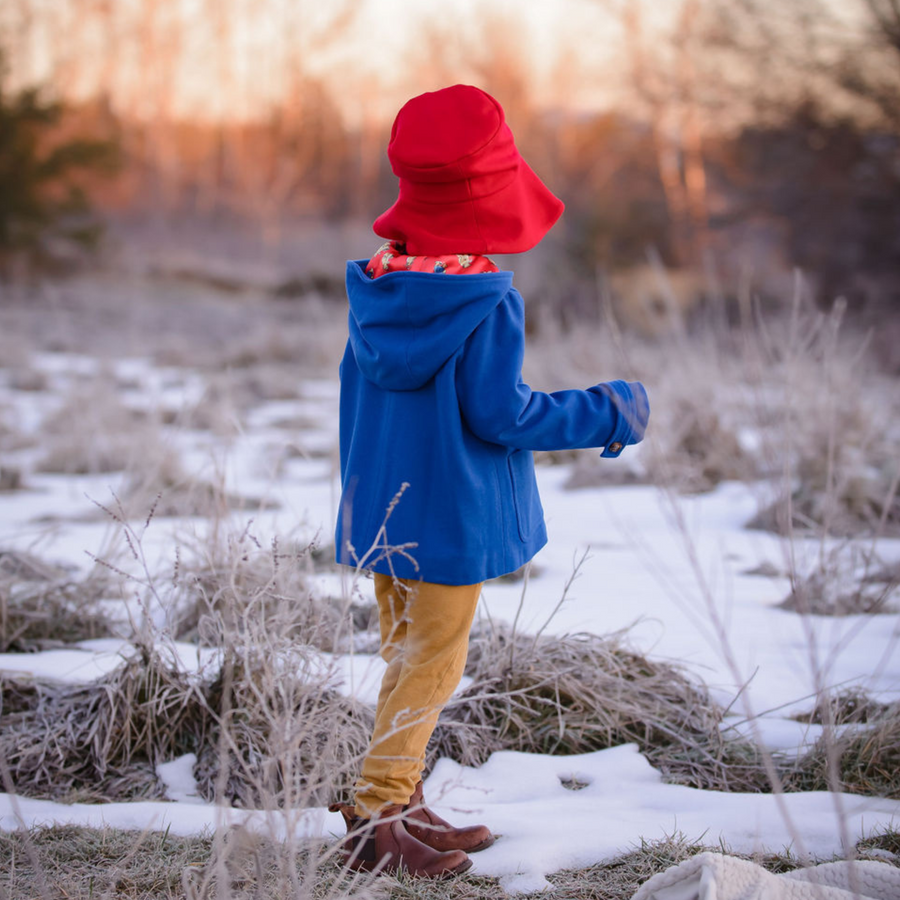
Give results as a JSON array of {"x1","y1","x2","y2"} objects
[{"x1": 1, "y1": 268, "x2": 899, "y2": 897}]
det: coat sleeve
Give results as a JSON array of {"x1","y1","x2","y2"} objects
[{"x1": 455, "y1": 290, "x2": 649, "y2": 456}]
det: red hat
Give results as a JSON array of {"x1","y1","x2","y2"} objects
[{"x1": 373, "y1": 85, "x2": 564, "y2": 256}]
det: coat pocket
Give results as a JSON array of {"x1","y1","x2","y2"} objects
[{"x1": 508, "y1": 449, "x2": 543, "y2": 542}]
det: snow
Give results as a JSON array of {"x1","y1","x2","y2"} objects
[
  {"x1": 1, "y1": 746, "x2": 898, "y2": 895},
  {"x1": 422, "y1": 747, "x2": 900, "y2": 891},
  {"x1": 1, "y1": 352, "x2": 900, "y2": 893},
  {"x1": 0, "y1": 789, "x2": 331, "y2": 841},
  {"x1": 156, "y1": 753, "x2": 204, "y2": 804}
]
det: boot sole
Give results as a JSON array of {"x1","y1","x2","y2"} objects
[{"x1": 467, "y1": 834, "x2": 496, "y2": 853}]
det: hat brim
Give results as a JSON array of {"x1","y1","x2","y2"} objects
[{"x1": 373, "y1": 158, "x2": 564, "y2": 256}]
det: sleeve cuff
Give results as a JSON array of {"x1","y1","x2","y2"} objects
[{"x1": 598, "y1": 380, "x2": 649, "y2": 458}]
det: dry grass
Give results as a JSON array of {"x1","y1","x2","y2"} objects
[
  {"x1": 776, "y1": 544, "x2": 899, "y2": 616},
  {"x1": 0, "y1": 505, "x2": 894, "y2": 814},
  {"x1": 0, "y1": 550, "x2": 114, "y2": 652},
  {"x1": 7, "y1": 365, "x2": 50, "y2": 392},
  {"x1": 16, "y1": 825, "x2": 892, "y2": 900},
  {"x1": 741, "y1": 300, "x2": 900, "y2": 539},
  {"x1": 155, "y1": 311, "x2": 348, "y2": 379},
  {"x1": 195, "y1": 651, "x2": 373, "y2": 809},
  {"x1": 786, "y1": 702, "x2": 900, "y2": 799},
  {"x1": 779, "y1": 568, "x2": 898, "y2": 616},
  {"x1": 115, "y1": 462, "x2": 279, "y2": 521},
  {"x1": 0, "y1": 678, "x2": 41, "y2": 715},
  {"x1": 0, "y1": 825, "x2": 381, "y2": 900},
  {"x1": 0, "y1": 465, "x2": 25, "y2": 490},
  {"x1": 526, "y1": 283, "x2": 900, "y2": 546},
  {"x1": 0, "y1": 508, "x2": 378, "y2": 808},
  {"x1": 178, "y1": 532, "x2": 373, "y2": 809},
  {"x1": 0, "y1": 642, "x2": 212, "y2": 802},
  {"x1": 167, "y1": 529, "x2": 373, "y2": 652},
  {"x1": 793, "y1": 690, "x2": 891, "y2": 726},
  {"x1": 183, "y1": 532, "x2": 372, "y2": 806},
  {"x1": 429, "y1": 621, "x2": 771, "y2": 793},
  {"x1": 3, "y1": 274, "x2": 900, "y2": 892},
  {"x1": 749, "y1": 457, "x2": 900, "y2": 538},
  {"x1": 858, "y1": 827, "x2": 900, "y2": 858},
  {"x1": 35, "y1": 380, "x2": 162, "y2": 475}
]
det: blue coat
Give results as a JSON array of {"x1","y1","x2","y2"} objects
[{"x1": 335, "y1": 260, "x2": 649, "y2": 585}]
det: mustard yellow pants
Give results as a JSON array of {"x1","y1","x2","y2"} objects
[{"x1": 354, "y1": 573, "x2": 483, "y2": 817}]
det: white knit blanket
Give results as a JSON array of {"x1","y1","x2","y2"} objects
[{"x1": 631, "y1": 852, "x2": 900, "y2": 900}]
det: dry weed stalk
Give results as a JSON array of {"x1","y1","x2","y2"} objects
[{"x1": 169, "y1": 527, "x2": 370, "y2": 653}]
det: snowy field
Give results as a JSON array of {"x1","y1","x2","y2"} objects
[{"x1": 1, "y1": 347, "x2": 899, "y2": 894}]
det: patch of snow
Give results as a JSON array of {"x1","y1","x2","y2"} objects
[
  {"x1": 2, "y1": 746, "x2": 899, "y2": 894},
  {"x1": 0, "y1": 647, "x2": 126, "y2": 683},
  {"x1": 423, "y1": 746, "x2": 900, "y2": 890},
  {"x1": 156, "y1": 753, "x2": 203, "y2": 804}
]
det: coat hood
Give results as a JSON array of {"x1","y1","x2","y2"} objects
[{"x1": 345, "y1": 259, "x2": 514, "y2": 391}]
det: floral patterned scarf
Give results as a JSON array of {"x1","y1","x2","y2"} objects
[{"x1": 365, "y1": 240, "x2": 499, "y2": 278}]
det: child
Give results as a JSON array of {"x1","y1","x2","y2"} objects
[{"x1": 329, "y1": 84, "x2": 649, "y2": 878}]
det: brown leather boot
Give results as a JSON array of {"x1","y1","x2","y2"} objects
[
  {"x1": 402, "y1": 781, "x2": 495, "y2": 853},
  {"x1": 329, "y1": 802, "x2": 472, "y2": 878}
]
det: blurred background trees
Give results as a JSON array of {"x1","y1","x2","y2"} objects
[
  {"x1": 0, "y1": 57, "x2": 119, "y2": 275},
  {"x1": 0, "y1": 0, "x2": 897, "y2": 343}
]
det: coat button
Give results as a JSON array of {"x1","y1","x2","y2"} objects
[{"x1": 608, "y1": 442, "x2": 623, "y2": 453}]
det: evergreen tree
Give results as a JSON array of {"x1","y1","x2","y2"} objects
[{"x1": 0, "y1": 58, "x2": 119, "y2": 275}]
